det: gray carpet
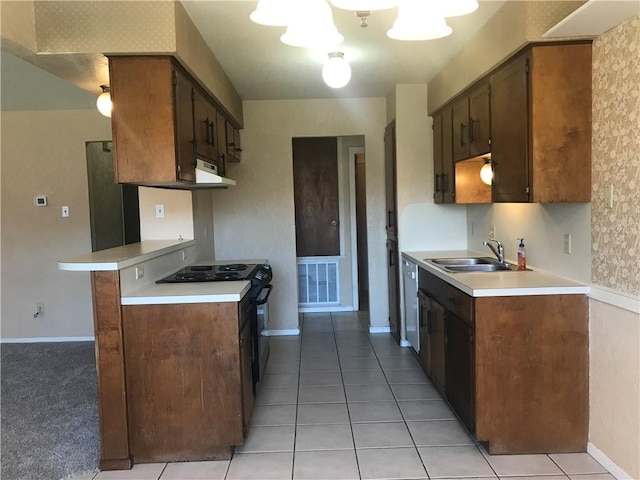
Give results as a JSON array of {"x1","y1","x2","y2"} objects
[{"x1": 1, "y1": 342, "x2": 99, "y2": 480}]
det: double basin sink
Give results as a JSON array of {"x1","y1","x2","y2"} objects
[{"x1": 425, "y1": 257, "x2": 525, "y2": 273}]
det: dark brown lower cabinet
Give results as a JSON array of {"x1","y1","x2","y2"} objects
[
  {"x1": 418, "y1": 266, "x2": 587, "y2": 454},
  {"x1": 445, "y1": 311, "x2": 475, "y2": 434}
]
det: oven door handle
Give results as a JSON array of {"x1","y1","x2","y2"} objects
[{"x1": 256, "y1": 284, "x2": 273, "y2": 305}]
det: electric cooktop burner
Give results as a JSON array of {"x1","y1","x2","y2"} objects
[
  {"x1": 214, "y1": 272, "x2": 240, "y2": 280},
  {"x1": 217, "y1": 264, "x2": 248, "y2": 272}
]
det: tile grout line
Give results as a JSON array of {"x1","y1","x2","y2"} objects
[{"x1": 332, "y1": 311, "x2": 364, "y2": 480}]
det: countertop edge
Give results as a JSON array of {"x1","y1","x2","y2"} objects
[
  {"x1": 58, "y1": 240, "x2": 196, "y2": 271},
  {"x1": 402, "y1": 250, "x2": 589, "y2": 297},
  {"x1": 121, "y1": 280, "x2": 252, "y2": 305}
]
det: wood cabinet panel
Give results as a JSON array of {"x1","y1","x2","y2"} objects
[
  {"x1": 452, "y1": 97, "x2": 470, "y2": 162},
  {"x1": 384, "y1": 121, "x2": 398, "y2": 239},
  {"x1": 468, "y1": 83, "x2": 491, "y2": 158},
  {"x1": 428, "y1": 299, "x2": 446, "y2": 395},
  {"x1": 490, "y1": 52, "x2": 530, "y2": 203},
  {"x1": 110, "y1": 57, "x2": 178, "y2": 184},
  {"x1": 239, "y1": 298, "x2": 253, "y2": 433},
  {"x1": 530, "y1": 44, "x2": 592, "y2": 202},
  {"x1": 433, "y1": 109, "x2": 455, "y2": 204},
  {"x1": 387, "y1": 238, "x2": 401, "y2": 343},
  {"x1": 474, "y1": 294, "x2": 588, "y2": 454},
  {"x1": 445, "y1": 311, "x2": 475, "y2": 433},
  {"x1": 193, "y1": 87, "x2": 218, "y2": 166},
  {"x1": 90, "y1": 271, "x2": 132, "y2": 471},
  {"x1": 122, "y1": 302, "x2": 244, "y2": 462},
  {"x1": 174, "y1": 68, "x2": 196, "y2": 183}
]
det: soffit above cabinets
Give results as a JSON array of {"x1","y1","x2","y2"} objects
[{"x1": 543, "y1": 0, "x2": 640, "y2": 37}]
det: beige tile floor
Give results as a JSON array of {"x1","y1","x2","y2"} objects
[{"x1": 71, "y1": 312, "x2": 614, "y2": 480}]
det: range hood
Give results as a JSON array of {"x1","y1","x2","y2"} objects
[{"x1": 195, "y1": 158, "x2": 236, "y2": 187}]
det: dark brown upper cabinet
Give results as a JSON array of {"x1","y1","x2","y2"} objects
[
  {"x1": 452, "y1": 82, "x2": 491, "y2": 162},
  {"x1": 193, "y1": 87, "x2": 219, "y2": 167},
  {"x1": 433, "y1": 108, "x2": 455, "y2": 204},
  {"x1": 225, "y1": 121, "x2": 242, "y2": 163},
  {"x1": 490, "y1": 43, "x2": 592, "y2": 203}
]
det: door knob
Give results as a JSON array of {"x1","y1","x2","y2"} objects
[{"x1": 331, "y1": 219, "x2": 338, "y2": 227}]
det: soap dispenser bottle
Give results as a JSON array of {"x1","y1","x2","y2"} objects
[{"x1": 517, "y1": 238, "x2": 527, "y2": 270}]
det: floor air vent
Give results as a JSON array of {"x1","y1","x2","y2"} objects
[{"x1": 297, "y1": 258, "x2": 340, "y2": 306}]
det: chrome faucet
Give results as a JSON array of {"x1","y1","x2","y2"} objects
[{"x1": 484, "y1": 239, "x2": 505, "y2": 264}]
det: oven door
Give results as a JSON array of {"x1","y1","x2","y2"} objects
[{"x1": 251, "y1": 284, "x2": 273, "y2": 392}]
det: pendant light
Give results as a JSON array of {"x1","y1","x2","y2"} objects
[
  {"x1": 250, "y1": 0, "x2": 292, "y2": 26},
  {"x1": 329, "y1": 0, "x2": 399, "y2": 10},
  {"x1": 96, "y1": 85, "x2": 112, "y2": 118},
  {"x1": 437, "y1": 0, "x2": 479, "y2": 18},
  {"x1": 322, "y1": 52, "x2": 351, "y2": 88},
  {"x1": 387, "y1": 1, "x2": 452, "y2": 41},
  {"x1": 281, "y1": 0, "x2": 344, "y2": 48}
]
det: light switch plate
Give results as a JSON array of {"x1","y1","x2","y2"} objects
[
  {"x1": 605, "y1": 184, "x2": 614, "y2": 208},
  {"x1": 563, "y1": 233, "x2": 572, "y2": 254},
  {"x1": 135, "y1": 266, "x2": 144, "y2": 280},
  {"x1": 61, "y1": 206, "x2": 69, "y2": 217},
  {"x1": 155, "y1": 204, "x2": 165, "y2": 218}
]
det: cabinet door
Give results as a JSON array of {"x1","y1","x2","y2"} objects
[
  {"x1": 452, "y1": 97, "x2": 470, "y2": 162},
  {"x1": 216, "y1": 111, "x2": 227, "y2": 176},
  {"x1": 384, "y1": 121, "x2": 397, "y2": 239},
  {"x1": 490, "y1": 52, "x2": 529, "y2": 202},
  {"x1": 433, "y1": 113, "x2": 444, "y2": 204},
  {"x1": 469, "y1": 83, "x2": 491, "y2": 158},
  {"x1": 239, "y1": 303, "x2": 254, "y2": 435},
  {"x1": 193, "y1": 88, "x2": 218, "y2": 164},
  {"x1": 446, "y1": 311, "x2": 475, "y2": 433},
  {"x1": 429, "y1": 299, "x2": 446, "y2": 395},
  {"x1": 173, "y1": 68, "x2": 196, "y2": 182},
  {"x1": 441, "y1": 107, "x2": 454, "y2": 202},
  {"x1": 387, "y1": 238, "x2": 401, "y2": 344},
  {"x1": 418, "y1": 290, "x2": 430, "y2": 371},
  {"x1": 225, "y1": 121, "x2": 241, "y2": 163}
]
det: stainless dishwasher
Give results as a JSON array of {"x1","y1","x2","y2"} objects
[{"x1": 402, "y1": 258, "x2": 420, "y2": 352}]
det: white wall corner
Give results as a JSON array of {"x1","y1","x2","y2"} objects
[{"x1": 587, "y1": 442, "x2": 633, "y2": 480}]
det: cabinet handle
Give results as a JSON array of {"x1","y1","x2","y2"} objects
[
  {"x1": 435, "y1": 173, "x2": 441, "y2": 193},
  {"x1": 209, "y1": 120, "x2": 215, "y2": 147},
  {"x1": 460, "y1": 123, "x2": 466, "y2": 147},
  {"x1": 469, "y1": 118, "x2": 475, "y2": 143}
]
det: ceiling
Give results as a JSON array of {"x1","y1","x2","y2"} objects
[{"x1": 181, "y1": 0, "x2": 506, "y2": 100}]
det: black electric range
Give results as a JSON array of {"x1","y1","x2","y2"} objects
[{"x1": 156, "y1": 263, "x2": 267, "y2": 284}]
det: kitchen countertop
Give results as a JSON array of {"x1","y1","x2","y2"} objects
[
  {"x1": 121, "y1": 280, "x2": 251, "y2": 305},
  {"x1": 402, "y1": 250, "x2": 588, "y2": 297},
  {"x1": 58, "y1": 239, "x2": 195, "y2": 271}
]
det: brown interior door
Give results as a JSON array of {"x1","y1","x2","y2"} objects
[{"x1": 292, "y1": 137, "x2": 340, "y2": 257}]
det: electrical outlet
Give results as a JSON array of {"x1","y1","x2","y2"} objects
[
  {"x1": 135, "y1": 266, "x2": 144, "y2": 280},
  {"x1": 563, "y1": 233, "x2": 572, "y2": 254},
  {"x1": 61, "y1": 206, "x2": 69, "y2": 217},
  {"x1": 182, "y1": 250, "x2": 188, "y2": 261},
  {"x1": 489, "y1": 224, "x2": 496, "y2": 240},
  {"x1": 155, "y1": 204, "x2": 165, "y2": 218}
]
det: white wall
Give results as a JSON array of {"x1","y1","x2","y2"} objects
[
  {"x1": 466, "y1": 203, "x2": 591, "y2": 282},
  {"x1": 138, "y1": 186, "x2": 194, "y2": 241},
  {"x1": 394, "y1": 84, "x2": 467, "y2": 253},
  {"x1": 212, "y1": 98, "x2": 388, "y2": 332},
  {"x1": 1, "y1": 109, "x2": 111, "y2": 339}
]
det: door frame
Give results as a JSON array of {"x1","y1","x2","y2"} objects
[{"x1": 349, "y1": 146, "x2": 364, "y2": 311}]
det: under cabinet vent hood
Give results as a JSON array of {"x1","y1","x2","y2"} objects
[{"x1": 195, "y1": 159, "x2": 236, "y2": 187}]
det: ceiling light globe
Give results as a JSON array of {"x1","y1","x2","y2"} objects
[
  {"x1": 96, "y1": 87, "x2": 112, "y2": 118},
  {"x1": 330, "y1": 0, "x2": 399, "y2": 11},
  {"x1": 250, "y1": 0, "x2": 292, "y2": 26},
  {"x1": 387, "y1": 1, "x2": 452, "y2": 40},
  {"x1": 322, "y1": 52, "x2": 351, "y2": 88},
  {"x1": 281, "y1": 0, "x2": 344, "y2": 48}
]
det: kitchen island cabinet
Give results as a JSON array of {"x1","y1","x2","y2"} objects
[
  {"x1": 409, "y1": 252, "x2": 588, "y2": 454},
  {"x1": 58, "y1": 241, "x2": 255, "y2": 470}
]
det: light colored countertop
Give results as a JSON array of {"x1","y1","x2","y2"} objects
[
  {"x1": 402, "y1": 250, "x2": 588, "y2": 297},
  {"x1": 121, "y1": 280, "x2": 251, "y2": 305},
  {"x1": 58, "y1": 239, "x2": 195, "y2": 271}
]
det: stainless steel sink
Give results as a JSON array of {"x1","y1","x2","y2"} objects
[
  {"x1": 445, "y1": 263, "x2": 515, "y2": 272},
  {"x1": 427, "y1": 257, "x2": 495, "y2": 266},
  {"x1": 424, "y1": 257, "x2": 524, "y2": 273}
]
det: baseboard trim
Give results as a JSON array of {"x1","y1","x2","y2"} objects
[
  {"x1": 587, "y1": 442, "x2": 632, "y2": 479},
  {"x1": 0, "y1": 336, "x2": 95, "y2": 344},
  {"x1": 589, "y1": 284, "x2": 640, "y2": 314},
  {"x1": 264, "y1": 329, "x2": 300, "y2": 336},
  {"x1": 369, "y1": 326, "x2": 391, "y2": 333}
]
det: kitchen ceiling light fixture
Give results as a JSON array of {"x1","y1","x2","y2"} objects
[
  {"x1": 250, "y1": 0, "x2": 292, "y2": 26},
  {"x1": 322, "y1": 52, "x2": 351, "y2": 88},
  {"x1": 330, "y1": 0, "x2": 399, "y2": 11},
  {"x1": 96, "y1": 85, "x2": 112, "y2": 118},
  {"x1": 387, "y1": 1, "x2": 452, "y2": 41},
  {"x1": 480, "y1": 158, "x2": 493, "y2": 185},
  {"x1": 281, "y1": 0, "x2": 344, "y2": 48}
]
